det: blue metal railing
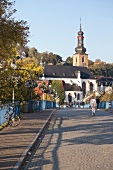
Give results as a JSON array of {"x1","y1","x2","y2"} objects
[
  {"x1": 1, "y1": 99, "x2": 112, "y2": 126},
  {"x1": 0, "y1": 100, "x2": 57, "y2": 126},
  {"x1": 0, "y1": 101, "x2": 20, "y2": 126}
]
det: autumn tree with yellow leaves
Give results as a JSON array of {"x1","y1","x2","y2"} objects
[
  {"x1": 0, "y1": 0, "x2": 29, "y2": 67},
  {"x1": 0, "y1": 57, "x2": 44, "y2": 102}
]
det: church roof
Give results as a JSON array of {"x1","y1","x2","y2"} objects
[
  {"x1": 64, "y1": 83, "x2": 82, "y2": 91},
  {"x1": 44, "y1": 65, "x2": 96, "y2": 79}
]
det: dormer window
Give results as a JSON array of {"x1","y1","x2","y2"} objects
[
  {"x1": 63, "y1": 73, "x2": 66, "y2": 76},
  {"x1": 72, "y1": 73, "x2": 75, "y2": 76},
  {"x1": 53, "y1": 73, "x2": 56, "y2": 75}
]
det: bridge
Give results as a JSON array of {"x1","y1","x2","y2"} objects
[{"x1": 0, "y1": 107, "x2": 113, "y2": 170}]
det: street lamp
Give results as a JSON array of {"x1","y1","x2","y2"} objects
[
  {"x1": 25, "y1": 79, "x2": 37, "y2": 100},
  {"x1": 8, "y1": 75, "x2": 22, "y2": 103}
]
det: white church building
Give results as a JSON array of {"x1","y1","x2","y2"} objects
[{"x1": 40, "y1": 22, "x2": 99, "y2": 104}]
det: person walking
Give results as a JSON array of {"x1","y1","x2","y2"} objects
[{"x1": 90, "y1": 96, "x2": 97, "y2": 116}]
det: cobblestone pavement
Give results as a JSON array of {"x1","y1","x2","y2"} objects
[
  {"x1": 23, "y1": 108, "x2": 113, "y2": 170},
  {"x1": 0, "y1": 109, "x2": 55, "y2": 170}
]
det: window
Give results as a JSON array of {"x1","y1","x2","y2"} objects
[
  {"x1": 82, "y1": 82, "x2": 86, "y2": 96},
  {"x1": 77, "y1": 93, "x2": 80, "y2": 100},
  {"x1": 90, "y1": 82, "x2": 93, "y2": 92},
  {"x1": 74, "y1": 92, "x2": 76, "y2": 98},
  {"x1": 82, "y1": 56, "x2": 84, "y2": 62}
]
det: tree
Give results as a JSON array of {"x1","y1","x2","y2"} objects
[
  {"x1": 88, "y1": 59, "x2": 94, "y2": 67},
  {"x1": 89, "y1": 63, "x2": 113, "y2": 77},
  {"x1": 16, "y1": 57, "x2": 44, "y2": 79},
  {"x1": 16, "y1": 46, "x2": 29, "y2": 59},
  {"x1": 95, "y1": 59, "x2": 102, "y2": 63},
  {"x1": 51, "y1": 80, "x2": 65, "y2": 105},
  {"x1": 28, "y1": 47, "x2": 38, "y2": 58},
  {"x1": 0, "y1": 57, "x2": 44, "y2": 102},
  {"x1": 65, "y1": 56, "x2": 73, "y2": 65},
  {"x1": 0, "y1": 0, "x2": 29, "y2": 66}
]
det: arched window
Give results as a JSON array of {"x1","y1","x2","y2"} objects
[
  {"x1": 82, "y1": 82, "x2": 86, "y2": 97},
  {"x1": 76, "y1": 58, "x2": 77, "y2": 62},
  {"x1": 82, "y1": 56, "x2": 84, "y2": 62},
  {"x1": 74, "y1": 92, "x2": 76, "y2": 98},
  {"x1": 90, "y1": 82, "x2": 93, "y2": 92},
  {"x1": 68, "y1": 93, "x2": 72, "y2": 103},
  {"x1": 77, "y1": 93, "x2": 80, "y2": 100}
]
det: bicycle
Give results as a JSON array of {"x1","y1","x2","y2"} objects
[{"x1": 5, "y1": 106, "x2": 20, "y2": 127}]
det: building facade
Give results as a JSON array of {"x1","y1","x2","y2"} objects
[{"x1": 40, "y1": 22, "x2": 98, "y2": 104}]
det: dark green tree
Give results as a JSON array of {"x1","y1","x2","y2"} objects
[
  {"x1": 89, "y1": 63, "x2": 113, "y2": 77},
  {"x1": 88, "y1": 59, "x2": 94, "y2": 67},
  {"x1": 51, "y1": 80, "x2": 65, "y2": 105},
  {"x1": 65, "y1": 56, "x2": 73, "y2": 65}
]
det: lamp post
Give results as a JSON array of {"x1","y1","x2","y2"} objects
[
  {"x1": 8, "y1": 75, "x2": 22, "y2": 103},
  {"x1": 25, "y1": 79, "x2": 38, "y2": 100}
]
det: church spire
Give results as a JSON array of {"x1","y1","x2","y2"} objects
[
  {"x1": 80, "y1": 18, "x2": 82, "y2": 31},
  {"x1": 75, "y1": 19, "x2": 86, "y2": 54}
]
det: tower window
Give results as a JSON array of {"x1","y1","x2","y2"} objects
[{"x1": 82, "y1": 56, "x2": 84, "y2": 62}]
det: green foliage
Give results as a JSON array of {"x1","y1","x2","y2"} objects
[
  {"x1": 28, "y1": 47, "x2": 39, "y2": 58},
  {"x1": 24, "y1": 49, "x2": 63, "y2": 65},
  {"x1": 8, "y1": 76, "x2": 22, "y2": 88},
  {"x1": 16, "y1": 57, "x2": 43, "y2": 79},
  {"x1": 88, "y1": 59, "x2": 94, "y2": 67},
  {"x1": 40, "y1": 52, "x2": 62, "y2": 65},
  {"x1": 0, "y1": 0, "x2": 29, "y2": 64},
  {"x1": 0, "y1": 57, "x2": 43, "y2": 102},
  {"x1": 89, "y1": 63, "x2": 113, "y2": 77},
  {"x1": 65, "y1": 56, "x2": 73, "y2": 65},
  {"x1": 51, "y1": 80, "x2": 65, "y2": 105}
]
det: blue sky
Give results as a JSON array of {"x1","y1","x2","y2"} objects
[{"x1": 14, "y1": 0, "x2": 113, "y2": 63}]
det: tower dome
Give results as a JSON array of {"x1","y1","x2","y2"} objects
[
  {"x1": 72, "y1": 19, "x2": 88, "y2": 67},
  {"x1": 75, "y1": 19, "x2": 86, "y2": 54}
]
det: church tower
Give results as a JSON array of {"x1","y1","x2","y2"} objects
[{"x1": 73, "y1": 19, "x2": 88, "y2": 67}]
